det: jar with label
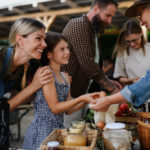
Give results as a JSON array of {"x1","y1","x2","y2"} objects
[
  {"x1": 103, "y1": 123, "x2": 132, "y2": 150},
  {"x1": 64, "y1": 127, "x2": 87, "y2": 146}
]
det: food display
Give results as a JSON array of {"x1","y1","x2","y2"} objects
[{"x1": 115, "y1": 103, "x2": 137, "y2": 117}]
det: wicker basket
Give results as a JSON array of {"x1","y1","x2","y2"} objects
[
  {"x1": 137, "y1": 112, "x2": 150, "y2": 149},
  {"x1": 40, "y1": 129, "x2": 98, "y2": 150}
]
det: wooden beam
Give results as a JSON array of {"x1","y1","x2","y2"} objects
[
  {"x1": 36, "y1": 15, "x2": 57, "y2": 31},
  {"x1": 0, "y1": 6, "x2": 90, "y2": 23},
  {"x1": 118, "y1": 1, "x2": 133, "y2": 8},
  {"x1": 66, "y1": 0, "x2": 78, "y2": 8},
  {"x1": 38, "y1": 3, "x2": 49, "y2": 11},
  {"x1": 47, "y1": 15, "x2": 57, "y2": 31},
  {"x1": 0, "y1": 1, "x2": 134, "y2": 23},
  {"x1": 13, "y1": 7, "x2": 25, "y2": 14}
]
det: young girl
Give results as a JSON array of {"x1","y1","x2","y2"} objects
[{"x1": 23, "y1": 31, "x2": 97, "y2": 150}]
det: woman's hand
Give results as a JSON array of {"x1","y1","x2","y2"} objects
[
  {"x1": 89, "y1": 91, "x2": 109, "y2": 112},
  {"x1": 132, "y1": 77, "x2": 140, "y2": 83},
  {"x1": 90, "y1": 97, "x2": 110, "y2": 112},
  {"x1": 31, "y1": 66, "x2": 53, "y2": 90}
]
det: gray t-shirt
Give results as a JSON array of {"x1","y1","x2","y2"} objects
[{"x1": 113, "y1": 42, "x2": 150, "y2": 79}]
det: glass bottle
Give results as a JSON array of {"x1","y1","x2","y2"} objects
[{"x1": 64, "y1": 127, "x2": 87, "y2": 146}]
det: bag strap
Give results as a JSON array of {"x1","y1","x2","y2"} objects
[{"x1": 0, "y1": 47, "x2": 12, "y2": 98}]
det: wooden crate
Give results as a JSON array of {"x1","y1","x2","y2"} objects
[
  {"x1": 115, "y1": 116, "x2": 138, "y2": 138},
  {"x1": 40, "y1": 129, "x2": 98, "y2": 150},
  {"x1": 115, "y1": 116, "x2": 137, "y2": 123}
]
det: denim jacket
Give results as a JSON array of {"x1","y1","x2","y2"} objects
[{"x1": 120, "y1": 69, "x2": 150, "y2": 107}]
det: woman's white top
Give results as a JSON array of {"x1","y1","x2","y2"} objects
[{"x1": 113, "y1": 43, "x2": 150, "y2": 79}]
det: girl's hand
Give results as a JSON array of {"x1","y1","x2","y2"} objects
[
  {"x1": 93, "y1": 91, "x2": 106, "y2": 99},
  {"x1": 31, "y1": 66, "x2": 53, "y2": 89},
  {"x1": 80, "y1": 92, "x2": 101, "y2": 104}
]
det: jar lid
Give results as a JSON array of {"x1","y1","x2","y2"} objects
[
  {"x1": 105, "y1": 122, "x2": 126, "y2": 130},
  {"x1": 72, "y1": 121, "x2": 86, "y2": 129},
  {"x1": 47, "y1": 141, "x2": 59, "y2": 147},
  {"x1": 68, "y1": 127, "x2": 83, "y2": 134}
]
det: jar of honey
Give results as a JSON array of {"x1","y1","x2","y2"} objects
[{"x1": 64, "y1": 127, "x2": 87, "y2": 146}]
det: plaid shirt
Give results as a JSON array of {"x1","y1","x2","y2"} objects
[{"x1": 62, "y1": 15, "x2": 115, "y2": 97}]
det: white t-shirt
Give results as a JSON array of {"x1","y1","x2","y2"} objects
[{"x1": 113, "y1": 43, "x2": 150, "y2": 79}]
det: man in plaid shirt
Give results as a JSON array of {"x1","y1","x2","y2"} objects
[{"x1": 62, "y1": 0, "x2": 122, "y2": 127}]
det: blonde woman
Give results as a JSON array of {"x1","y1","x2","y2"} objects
[
  {"x1": 2, "y1": 17, "x2": 52, "y2": 111},
  {"x1": 0, "y1": 17, "x2": 52, "y2": 148}
]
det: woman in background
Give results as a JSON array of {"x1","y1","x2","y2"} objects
[{"x1": 113, "y1": 20, "x2": 150, "y2": 86}]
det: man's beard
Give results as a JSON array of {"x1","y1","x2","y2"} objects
[{"x1": 91, "y1": 14, "x2": 108, "y2": 34}]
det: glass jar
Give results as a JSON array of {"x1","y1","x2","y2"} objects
[
  {"x1": 103, "y1": 123, "x2": 132, "y2": 150},
  {"x1": 64, "y1": 127, "x2": 87, "y2": 146}
]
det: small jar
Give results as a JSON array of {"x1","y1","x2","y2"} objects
[
  {"x1": 103, "y1": 123, "x2": 132, "y2": 150},
  {"x1": 64, "y1": 127, "x2": 87, "y2": 146},
  {"x1": 47, "y1": 141, "x2": 60, "y2": 150}
]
